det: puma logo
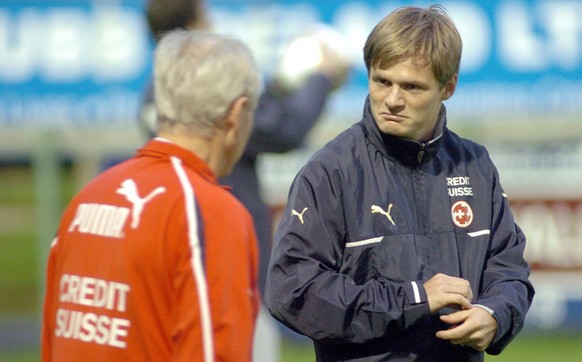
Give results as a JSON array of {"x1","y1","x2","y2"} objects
[
  {"x1": 371, "y1": 204, "x2": 395, "y2": 226},
  {"x1": 117, "y1": 179, "x2": 166, "y2": 229},
  {"x1": 291, "y1": 207, "x2": 309, "y2": 224}
]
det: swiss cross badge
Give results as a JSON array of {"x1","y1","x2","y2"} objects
[{"x1": 451, "y1": 201, "x2": 473, "y2": 228}]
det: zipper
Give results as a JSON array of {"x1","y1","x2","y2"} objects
[
  {"x1": 413, "y1": 142, "x2": 428, "y2": 233},
  {"x1": 417, "y1": 143, "x2": 427, "y2": 164}
]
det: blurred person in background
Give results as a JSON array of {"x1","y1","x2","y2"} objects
[
  {"x1": 266, "y1": 5, "x2": 534, "y2": 361},
  {"x1": 140, "y1": 1, "x2": 352, "y2": 361},
  {"x1": 42, "y1": 29, "x2": 263, "y2": 361}
]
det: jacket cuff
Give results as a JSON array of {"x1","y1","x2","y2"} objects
[
  {"x1": 472, "y1": 303, "x2": 494, "y2": 315},
  {"x1": 404, "y1": 280, "x2": 427, "y2": 305}
]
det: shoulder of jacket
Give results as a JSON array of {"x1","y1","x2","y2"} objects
[
  {"x1": 317, "y1": 124, "x2": 365, "y2": 158},
  {"x1": 445, "y1": 129, "x2": 490, "y2": 156}
]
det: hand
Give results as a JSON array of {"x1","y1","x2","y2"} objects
[
  {"x1": 423, "y1": 273, "x2": 473, "y2": 313},
  {"x1": 317, "y1": 42, "x2": 351, "y2": 90},
  {"x1": 272, "y1": 25, "x2": 352, "y2": 93},
  {"x1": 436, "y1": 306, "x2": 498, "y2": 351}
]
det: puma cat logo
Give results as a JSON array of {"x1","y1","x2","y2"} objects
[
  {"x1": 117, "y1": 179, "x2": 166, "y2": 229},
  {"x1": 371, "y1": 204, "x2": 395, "y2": 226},
  {"x1": 291, "y1": 207, "x2": 309, "y2": 224}
]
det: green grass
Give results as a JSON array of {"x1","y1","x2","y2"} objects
[
  {"x1": 0, "y1": 165, "x2": 35, "y2": 205},
  {"x1": 0, "y1": 350, "x2": 40, "y2": 362},
  {"x1": 0, "y1": 231, "x2": 37, "y2": 286},
  {"x1": 3, "y1": 333, "x2": 580, "y2": 362},
  {"x1": 0, "y1": 230, "x2": 38, "y2": 313},
  {"x1": 278, "y1": 333, "x2": 582, "y2": 361},
  {"x1": 281, "y1": 340, "x2": 315, "y2": 362},
  {"x1": 0, "y1": 165, "x2": 40, "y2": 314},
  {"x1": 486, "y1": 332, "x2": 582, "y2": 362},
  {"x1": 282, "y1": 333, "x2": 582, "y2": 361}
]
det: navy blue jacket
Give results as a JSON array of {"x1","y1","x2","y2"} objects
[{"x1": 266, "y1": 98, "x2": 534, "y2": 361}]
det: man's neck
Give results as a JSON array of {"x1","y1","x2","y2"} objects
[{"x1": 157, "y1": 131, "x2": 226, "y2": 177}]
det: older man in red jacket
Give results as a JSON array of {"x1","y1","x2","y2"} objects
[{"x1": 42, "y1": 29, "x2": 263, "y2": 362}]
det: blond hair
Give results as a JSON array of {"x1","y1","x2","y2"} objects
[{"x1": 363, "y1": 5, "x2": 462, "y2": 85}]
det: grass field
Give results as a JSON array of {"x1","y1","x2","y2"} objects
[
  {"x1": 238, "y1": 333, "x2": 582, "y2": 362},
  {"x1": 1, "y1": 163, "x2": 581, "y2": 361},
  {"x1": 1, "y1": 333, "x2": 582, "y2": 361}
]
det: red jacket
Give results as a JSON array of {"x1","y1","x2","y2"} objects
[{"x1": 42, "y1": 138, "x2": 260, "y2": 362}]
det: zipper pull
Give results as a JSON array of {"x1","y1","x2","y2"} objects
[{"x1": 417, "y1": 144, "x2": 426, "y2": 163}]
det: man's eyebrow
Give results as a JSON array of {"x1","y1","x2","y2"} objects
[{"x1": 404, "y1": 80, "x2": 428, "y2": 88}]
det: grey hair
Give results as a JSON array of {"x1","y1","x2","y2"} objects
[{"x1": 154, "y1": 30, "x2": 263, "y2": 133}]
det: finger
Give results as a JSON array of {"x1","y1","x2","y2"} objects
[
  {"x1": 440, "y1": 310, "x2": 468, "y2": 325},
  {"x1": 449, "y1": 282, "x2": 473, "y2": 302},
  {"x1": 435, "y1": 325, "x2": 466, "y2": 342},
  {"x1": 433, "y1": 274, "x2": 473, "y2": 301},
  {"x1": 466, "y1": 286, "x2": 473, "y2": 301},
  {"x1": 451, "y1": 295, "x2": 473, "y2": 310},
  {"x1": 436, "y1": 311, "x2": 475, "y2": 341},
  {"x1": 436, "y1": 325, "x2": 474, "y2": 348}
]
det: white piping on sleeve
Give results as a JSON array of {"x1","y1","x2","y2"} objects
[
  {"x1": 171, "y1": 156, "x2": 214, "y2": 362},
  {"x1": 411, "y1": 281, "x2": 421, "y2": 304},
  {"x1": 467, "y1": 229, "x2": 491, "y2": 237},
  {"x1": 473, "y1": 304, "x2": 494, "y2": 315},
  {"x1": 345, "y1": 236, "x2": 384, "y2": 248}
]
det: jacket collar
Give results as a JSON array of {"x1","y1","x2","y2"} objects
[
  {"x1": 136, "y1": 137, "x2": 218, "y2": 184},
  {"x1": 359, "y1": 96, "x2": 446, "y2": 167}
]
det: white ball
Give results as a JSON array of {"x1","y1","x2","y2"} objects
[
  {"x1": 275, "y1": 36, "x2": 324, "y2": 91},
  {"x1": 274, "y1": 24, "x2": 350, "y2": 91}
]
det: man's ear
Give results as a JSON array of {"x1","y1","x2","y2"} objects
[
  {"x1": 224, "y1": 96, "x2": 250, "y2": 135},
  {"x1": 441, "y1": 73, "x2": 458, "y2": 100}
]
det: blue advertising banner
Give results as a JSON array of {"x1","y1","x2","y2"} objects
[
  {"x1": 1, "y1": 0, "x2": 582, "y2": 129},
  {"x1": 0, "y1": 0, "x2": 152, "y2": 129},
  {"x1": 210, "y1": 0, "x2": 582, "y2": 121}
]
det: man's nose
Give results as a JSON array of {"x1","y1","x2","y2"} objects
[{"x1": 385, "y1": 87, "x2": 404, "y2": 108}]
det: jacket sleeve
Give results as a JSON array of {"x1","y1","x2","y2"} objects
[
  {"x1": 205, "y1": 203, "x2": 260, "y2": 362},
  {"x1": 244, "y1": 74, "x2": 333, "y2": 157},
  {"x1": 265, "y1": 160, "x2": 428, "y2": 344},
  {"x1": 478, "y1": 163, "x2": 535, "y2": 355}
]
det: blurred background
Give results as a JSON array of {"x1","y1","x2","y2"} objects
[{"x1": 1, "y1": 0, "x2": 581, "y2": 360}]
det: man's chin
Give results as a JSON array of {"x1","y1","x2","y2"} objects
[{"x1": 378, "y1": 124, "x2": 410, "y2": 139}]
